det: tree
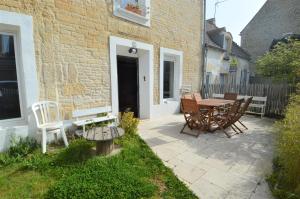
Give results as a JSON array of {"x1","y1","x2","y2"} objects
[{"x1": 256, "y1": 39, "x2": 300, "y2": 84}]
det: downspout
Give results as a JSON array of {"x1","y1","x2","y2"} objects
[{"x1": 201, "y1": 0, "x2": 207, "y2": 97}]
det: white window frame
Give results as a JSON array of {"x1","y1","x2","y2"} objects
[
  {"x1": 113, "y1": 0, "x2": 151, "y2": 27},
  {"x1": 160, "y1": 47, "x2": 183, "y2": 104},
  {"x1": 0, "y1": 32, "x2": 24, "y2": 123},
  {"x1": 0, "y1": 11, "x2": 38, "y2": 127}
]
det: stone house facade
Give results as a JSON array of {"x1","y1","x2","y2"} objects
[
  {"x1": 0, "y1": 0, "x2": 204, "y2": 151},
  {"x1": 240, "y1": 0, "x2": 300, "y2": 75},
  {"x1": 205, "y1": 19, "x2": 250, "y2": 86}
]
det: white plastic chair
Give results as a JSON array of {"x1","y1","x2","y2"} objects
[{"x1": 32, "y1": 101, "x2": 68, "y2": 153}]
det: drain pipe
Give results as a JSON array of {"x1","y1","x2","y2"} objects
[{"x1": 201, "y1": 0, "x2": 207, "y2": 97}]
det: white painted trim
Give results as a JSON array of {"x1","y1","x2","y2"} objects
[
  {"x1": 159, "y1": 47, "x2": 183, "y2": 104},
  {"x1": 109, "y1": 36, "x2": 153, "y2": 119},
  {"x1": 0, "y1": 11, "x2": 38, "y2": 152},
  {"x1": 113, "y1": 0, "x2": 151, "y2": 27},
  {"x1": 0, "y1": 11, "x2": 38, "y2": 127}
]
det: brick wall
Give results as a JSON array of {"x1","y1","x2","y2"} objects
[{"x1": 0, "y1": 0, "x2": 203, "y2": 119}]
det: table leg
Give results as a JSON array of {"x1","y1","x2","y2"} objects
[
  {"x1": 207, "y1": 107, "x2": 215, "y2": 132},
  {"x1": 96, "y1": 140, "x2": 114, "y2": 155}
]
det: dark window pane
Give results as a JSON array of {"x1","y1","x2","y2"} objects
[
  {"x1": 163, "y1": 61, "x2": 174, "y2": 98},
  {"x1": 0, "y1": 34, "x2": 21, "y2": 120}
]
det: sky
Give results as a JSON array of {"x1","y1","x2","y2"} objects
[{"x1": 206, "y1": 0, "x2": 267, "y2": 45}]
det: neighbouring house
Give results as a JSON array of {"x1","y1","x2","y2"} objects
[
  {"x1": 205, "y1": 19, "x2": 251, "y2": 86},
  {"x1": 0, "y1": 0, "x2": 204, "y2": 151},
  {"x1": 240, "y1": 0, "x2": 300, "y2": 76}
]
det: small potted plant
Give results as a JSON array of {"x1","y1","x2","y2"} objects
[{"x1": 125, "y1": 2, "x2": 142, "y2": 15}]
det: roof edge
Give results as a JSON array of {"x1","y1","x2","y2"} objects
[{"x1": 240, "y1": 0, "x2": 269, "y2": 35}]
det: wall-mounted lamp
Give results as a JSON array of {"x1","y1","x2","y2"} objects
[{"x1": 129, "y1": 47, "x2": 138, "y2": 54}]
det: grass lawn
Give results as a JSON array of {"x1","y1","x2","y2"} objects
[{"x1": 0, "y1": 134, "x2": 197, "y2": 199}]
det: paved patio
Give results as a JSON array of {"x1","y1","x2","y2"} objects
[{"x1": 139, "y1": 114, "x2": 274, "y2": 199}]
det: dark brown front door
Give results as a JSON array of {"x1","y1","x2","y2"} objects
[{"x1": 117, "y1": 56, "x2": 139, "y2": 117}]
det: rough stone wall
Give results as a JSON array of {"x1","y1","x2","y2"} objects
[
  {"x1": 0, "y1": 0, "x2": 203, "y2": 119},
  {"x1": 241, "y1": 0, "x2": 300, "y2": 65}
]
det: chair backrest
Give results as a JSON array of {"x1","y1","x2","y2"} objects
[
  {"x1": 193, "y1": 93, "x2": 202, "y2": 104},
  {"x1": 240, "y1": 96, "x2": 253, "y2": 115},
  {"x1": 32, "y1": 101, "x2": 60, "y2": 128},
  {"x1": 252, "y1": 96, "x2": 267, "y2": 105},
  {"x1": 181, "y1": 98, "x2": 198, "y2": 114},
  {"x1": 224, "y1": 93, "x2": 238, "y2": 100},
  {"x1": 212, "y1": 93, "x2": 224, "y2": 99},
  {"x1": 182, "y1": 94, "x2": 193, "y2": 99},
  {"x1": 227, "y1": 99, "x2": 244, "y2": 117}
]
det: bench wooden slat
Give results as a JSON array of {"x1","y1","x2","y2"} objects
[
  {"x1": 73, "y1": 115, "x2": 117, "y2": 126},
  {"x1": 72, "y1": 106, "x2": 112, "y2": 119}
]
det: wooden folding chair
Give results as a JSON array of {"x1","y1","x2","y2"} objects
[
  {"x1": 231, "y1": 97, "x2": 253, "y2": 133},
  {"x1": 180, "y1": 98, "x2": 209, "y2": 137},
  {"x1": 212, "y1": 99, "x2": 243, "y2": 138},
  {"x1": 193, "y1": 93, "x2": 202, "y2": 104}
]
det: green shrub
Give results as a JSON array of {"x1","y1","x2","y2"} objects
[
  {"x1": 256, "y1": 39, "x2": 300, "y2": 83},
  {"x1": 269, "y1": 84, "x2": 300, "y2": 198},
  {"x1": 23, "y1": 152, "x2": 55, "y2": 171},
  {"x1": 55, "y1": 139, "x2": 94, "y2": 165},
  {"x1": 0, "y1": 137, "x2": 39, "y2": 166},
  {"x1": 119, "y1": 112, "x2": 139, "y2": 135},
  {"x1": 8, "y1": 137, "x2": 39, "y2": 158}
]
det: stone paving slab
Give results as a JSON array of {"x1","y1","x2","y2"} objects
[{"x1": 139, "y1": 114, "x2": 274, "y2": 199}]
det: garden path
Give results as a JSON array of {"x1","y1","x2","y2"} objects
[{"x1": 139, "y1": 114, "x2": 274, "y2": 199}]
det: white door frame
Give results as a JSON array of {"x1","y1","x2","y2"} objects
[{"x1": 109, "y1": 36, "x2": 153, "y2": 119}]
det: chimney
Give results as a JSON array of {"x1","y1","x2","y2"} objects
[{"x1": 207, "y1": 18, "x2": 216, "y2": 25}]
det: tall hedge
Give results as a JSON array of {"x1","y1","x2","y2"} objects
[{"x1": 270, "y1": 84, "x2": 300, "y2": 198}]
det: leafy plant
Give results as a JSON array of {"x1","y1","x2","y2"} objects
[
  {"x1": 8, "y1": 136, "x2": 39, "y2": 158},
  {"x1": 230, "y1": 57, "x2": 238, "y2": 67},
  {"x1": 0, "y1": 136, "x2": 39, "y2": 166},
  {"x1": 119, "y1": 112, "x2": 139, "y2": 135},
  {"x1": 256, "y1": 39, "x2": 300, "y2": 84},
  {"x1": 268, "y1": 84, "x2": 300, "y2": 198},
  {"x1": 55, "y1": 139, "x2": 94, "y2": 165}
]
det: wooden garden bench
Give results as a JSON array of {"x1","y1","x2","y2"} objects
[
  {"x1": 245, "y1": 96, "x2": 267, "y2": 118},
  {"x1": 72, "y1": 106, "x2": 117, "y2": 135}
]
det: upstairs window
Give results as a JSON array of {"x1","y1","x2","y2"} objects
[{"x1": 114, "y1": 0, "x2": 151, "y2": 27}]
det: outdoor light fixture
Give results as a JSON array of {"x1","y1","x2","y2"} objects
[{"x1": 129, "y1": 47, "x2": 138, "y2": 54}]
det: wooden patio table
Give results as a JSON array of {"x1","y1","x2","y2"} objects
[{"x1": 197, "y1": 99, "x2": 234, "y2": 132}]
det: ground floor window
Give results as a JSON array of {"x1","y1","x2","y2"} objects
[
  {"x1": 163, "y1": 60, "x2": 175, "y2": 99},
  {"x1": 0, "y1": 33, "x2": 21, "y2": 120},
  {"x1": 206, "y1": 72, "x2": 211, "y2": 85},
  {"x1": 159, "y1": 48, "x2": 183, "y2": 104}
]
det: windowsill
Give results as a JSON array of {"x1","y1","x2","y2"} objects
[
  {"x1": 0, "y1": 118, "x2": 27, "y2": 129},
  {"x1": 163, "y1": 98, "x2": 178, "y2": 104},
  {"x1": 115, "y1": 7, "x2": 150, "y2": 27}
]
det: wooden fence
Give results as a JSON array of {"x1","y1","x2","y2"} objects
[{"x1": 202, "y1": 84, "x2": 296, "y2": 117}]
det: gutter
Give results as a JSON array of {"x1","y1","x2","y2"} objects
[{"x1": 201, "y1": 0, "x2": 207, "y2": 96}]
